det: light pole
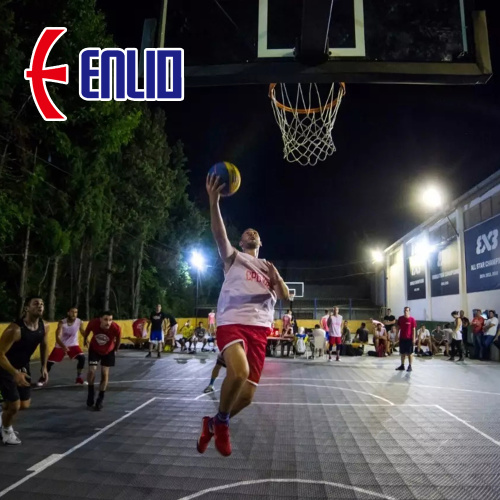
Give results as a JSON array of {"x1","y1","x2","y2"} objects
[{"x1": 190, "y1": 251, "x2": 206, "y2": 325}]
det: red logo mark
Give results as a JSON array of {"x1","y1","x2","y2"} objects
[{"x1": 24, "y1": 28, "x2": 68, "y2": 121}]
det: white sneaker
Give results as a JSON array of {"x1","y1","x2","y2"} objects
[
  {"x1": 2, "y1": 427, "x2": 21, "y2": 445},
  {"x1": 203, "y1": 385, "x2": 214, "y2": 393}
]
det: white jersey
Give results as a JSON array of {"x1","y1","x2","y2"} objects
[
  {"x1": 59, "y1": 318, "x2": 82, "y2": 347},
  {"x1": 216, "y1": 251, "x2": 277, "y2": 328},
  {"x1": 328, "y1": 314, "x2": 343, "y2": 337},
  {"x1": 452, "y1": 321, "x2": 462, "y2": 341}
]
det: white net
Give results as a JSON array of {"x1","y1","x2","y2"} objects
[{"x1": 269, "y1": 82, "x2": 345, "y2": 166}]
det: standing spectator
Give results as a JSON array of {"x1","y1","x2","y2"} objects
[
  {"x1": 395, "y1": 307, "x2": 416, "y2": 372},
  {"x1": 471, "y1": 309, "x2": 485, "y2": 359},
  {"x1": 481, "y1": 310, "x2": 499, "y2": 360},
  {"x1": 146, "y1": 304, "x2": 167, "y2": 358},
  {"x1": 320, "y1": 310, "x2": 329, "y2": 333},
  {"x1": 208, "y1": 310, "x2": 216, "y2": 334},
  {"x1": 383, "y1": 308, "x2": 396, "y2": 333},
  {"x1": 460, "y1": 310, "x2": 471, "y2": 358},
  {"x1": 448, "y1": 311, "x2": 463, "y2": 362}
]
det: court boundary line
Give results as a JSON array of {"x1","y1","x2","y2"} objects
[
  {"x1": 0, "y1": 398, "x2": 156, "y2": 498},
  {"x1": 176, "y1": 478, "x2": 396, "y2": 500},
  {"x1": 194, "y1": 383, "x2": 395, "y2": 405}
]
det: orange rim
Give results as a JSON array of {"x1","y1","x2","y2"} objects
[{"x1": 269, "y1": 82, "x2": 346, "y2": 114}]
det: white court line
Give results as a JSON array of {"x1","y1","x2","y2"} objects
[
  {"x1": 194, "y1": 383, "x2": 395, "y2": 406},
  {"x1": 177, "y1": 478, "x2": 396, "y2": 500},
  {"x1": 0, "y1": 398, "x2": 156, "y2": 498},
  {"x1": 435, "y1": 405, "x2": 500, "y2": 448},
  {"x1": 35, "y1": 378, "x2": 209, "y2": 390},
  {"x1": 27, "y1": 454, "x2": 62, "y2": 472}
]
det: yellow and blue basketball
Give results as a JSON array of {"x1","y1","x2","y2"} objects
[{"x1": 208, "y1": 161, "x2": 241, "y2": 197}]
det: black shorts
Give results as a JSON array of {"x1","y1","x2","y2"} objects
[
  {"x1": 88, "y1": 349, "x2": 115, "y2": 367},
  {"x1": 0, "y1": 366, "x2": 31, "y2": 402},
  {"x1": 399, "y1": 339, "x2": 414, "y2": 355}
]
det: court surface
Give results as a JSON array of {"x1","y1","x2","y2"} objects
[{"x1": 1, "y1": 350, "x2": 499, "y2": 499}]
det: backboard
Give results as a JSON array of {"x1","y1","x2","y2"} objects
[
  {"x1": 160, "y1": 0, "x2": 492, "y2": 86},
  {"x1": 285, "y1": 282, "x2": 305, "y2": 298}
]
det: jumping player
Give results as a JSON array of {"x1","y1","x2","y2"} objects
[
  {"x1": 0, "y1": 297, "x2": 49, "y2": 445},
  {"x1": 197, "y1": 173, "x2": 289, "y2": 457},
  {"x1": 83, "y1": 311, "x2": 121, "y2": 410},
  {"x1": 39, "y1": 306, "x2": 86, "y2": 385}
]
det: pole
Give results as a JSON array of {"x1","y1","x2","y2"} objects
[
  {"x1": 195, "y1": 270, "x2": 199, "y2": 325},
  {"x1": 157, "y1": 0, "x2": 169, "y2": 48}
]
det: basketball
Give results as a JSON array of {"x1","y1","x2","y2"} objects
[{"x1": 208, "y1": 161, "x2": 241, "y2": 197}]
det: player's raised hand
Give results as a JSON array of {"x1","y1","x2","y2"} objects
[
  {"x1": 264, "y1": 261, "x2": 281, "y2": 285},
  {"x1": 206, "y1": 173, "x2": 226, "y2": 204}
]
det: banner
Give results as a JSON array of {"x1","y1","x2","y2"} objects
[
  {"x1": 406, "y1": 255, "x2": 426, "y2": 300},
  {"x1": 430, "y1": 238, "x2": 459, "y2": 297},
  {"x1": 465, "y1": 214, "x2": 500, "y2": 293}
]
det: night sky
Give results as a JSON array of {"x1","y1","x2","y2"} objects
[{"x1": 97, "y1": 0, "x2": 500, "y2": 264}]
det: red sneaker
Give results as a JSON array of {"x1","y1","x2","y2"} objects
[
  {"x1": 213, "y1": 420, "x2": 232, "y2": 457},
  {"x1": 75, "y1": 377, "x2": 84, "y2": 385},
  {"x1": 196, "y1": 416, "x2": 214, "y2": 454}
]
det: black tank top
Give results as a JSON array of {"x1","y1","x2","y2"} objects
[{"x1": 6, "y1": 318, "x2": 45, "y2": 369}]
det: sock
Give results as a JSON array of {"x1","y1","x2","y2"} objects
[
  {"x1": 215, "y1": 411, "x2": 230, "y2": 425},
  {"x1": 209, "y1": 378, "x2": 216, "y2": 386},
  {"x1": 97, "y1": 390, "x2": 105, "y2": 401},
  {"x1": 88, "y1": 385, "x2": 95, "y2": 398},
  {"x1": 47, "y1": 362, "x2": 54, "y2": 373},
  {"x1": 2, "y1": 425, "x2": 13, "y2": 432}
]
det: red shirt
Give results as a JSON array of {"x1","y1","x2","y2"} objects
[
  {"x1": 85, "y1": 318, "x2": 121, "y2": 355},
  {"x1": 398, "y1": 315, "x2": 416, "y2": 340},
  {"x1": 270, "y1": 328, "x2": 280, "y2": 337},
  {"x1": 132, "y1": 318, "x2": 148, "y2": 338},
  {"x1": 471, "y1": 316, "x2": 485, "y2": 334}
]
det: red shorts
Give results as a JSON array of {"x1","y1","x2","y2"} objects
[
  {"x1": 48, "y1": 345, "x2": 83, "y2": 363},
  {"x1": 216, "y1": 324, "x2": 271, "y2": 386},
  {"x1": 329, "y1": 336, "x2": 342, "y2": 346}
]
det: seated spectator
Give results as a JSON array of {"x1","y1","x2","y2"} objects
[
  {"x1": 355, "y1": 322, "x2": 369, "y2": 343},
  {"x1": 481, "y1": 310, "x2": 499, "y2": 360},
  {"x1": 388, "y1": 325, "x2": 399, "y2": 353},
  {"x1": 205, "y1": 327, "x2": 217, "y2": 353},
  {"x1": 295, "y1": 327, "x2": 307, "y2": 356},
  {"x1": 192, "y1": 322, "x2": 208, "y2": 352},
  {"x1": 311, "y1": 324, "x2": 326, "y2": 359},
  {"x1": 178, "y1": 320, "x2": 194, "y2": 351},
  {"x1": 373, "y1": 323, "x2": 389, "y2": 356},
  {"x1": 342, "y1": 320, "x2": 351, "y2": 344},
  {"x1": 280, "y1": 326, "x2": 294, "y2": 357},
  {"x1": 417, "y1": 325, "x2": 435, "y2": 356},
  {"x1": 431, "y1": 325, "x2": 449, "y2": 356}
]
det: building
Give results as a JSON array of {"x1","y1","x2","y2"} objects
[{"x1": 380, "y1": 170, "x2": 500, "y2": 326}]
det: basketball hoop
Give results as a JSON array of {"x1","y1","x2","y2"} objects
[
  {"x1": 269, "y1": 82, "x2": 345, "y2": 166},
  {"x1": 289, "y1": 290, "x2": 296, "y2": 302}
]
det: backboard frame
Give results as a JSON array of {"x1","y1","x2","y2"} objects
[{"x1": 285, "y1": 282, "x2": 305, "y2": 298}]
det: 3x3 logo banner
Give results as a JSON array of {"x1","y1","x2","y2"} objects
[{"x1": 24, "y1": 28, "x2": 184, "y2": 121}]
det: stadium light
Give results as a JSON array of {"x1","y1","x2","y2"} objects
[
  {"x1": 371, "y1": 250, "x2": 384, "y2": 264},
  {"x1": 422, "y1": 186, "x2": 443, "y2": 210},
  {"x1": 190, "y1": 250, "x2": 206, "y2": 272}
]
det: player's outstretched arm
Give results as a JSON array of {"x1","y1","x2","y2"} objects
[{"x1": 206, "y1": 173, "x2": 235, "y2": 265}]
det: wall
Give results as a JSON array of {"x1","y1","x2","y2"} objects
[{"x1": 430, "y1": 295, "x2": 461, "y2": 322}]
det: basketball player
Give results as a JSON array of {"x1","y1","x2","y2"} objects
[
  {"x1": 146, "y1": 304, "x2": 167, "y2": 358},
  {"x1": 83, "y1": 311, "x2": 121, "y2": 410},
  {"x1": 396, "y1": 306, "x2": 417, "y2": 372},
  {"x1": 208, "y1": 310, "x2": 216, "y2": 334},
  {"x1": 39, "y1": 306, "x2": 86, "y2": 385},
  {"x1": 320, "y1": 309, "x2": 329, "y2": 332},
  {"x1": 0, "y1": 297, "x2": 49, "y2": 445},
  {"x1": 197, "y1": 173, "x2": 289, "y2": 457},
  {"x1": 327, "y1": 307, "x2": 343, "y2": 361}
]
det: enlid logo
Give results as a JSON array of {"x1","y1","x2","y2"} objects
[{"x1": 24, "y1": 27, "x2": 184, "y2": 122}]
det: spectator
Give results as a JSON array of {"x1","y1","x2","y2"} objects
[
  {"x1": 373, "y1": 323, "x2": 389, "y2": 356},
  {"x1": 431, "y1": 325, "x2": 449, "y2": 356},
  {"x1": 282, "y1": 310, "x2": 292, "y2": 334},
  {"x1": 448, "y1": 311, "x2": 463, "y2": 362},
  {"x1": 280, "y1": 326, "x2": 294, "y2": 357},
  {"x1": 193, "y1": 322, "x2": 208, "y2": 353},
  {"x1": 383, "y1": 308, "x2": 396, "y2": 332},
  {"x1": 481, "y1": 310, "x2": 499, "y2": 360},
  {"x1": 460, "y1": 310, "x2": 471, "y2": 358},
  {"x1": 388, "y1": 325, "x2": 399, "y2": 353},
  {"x1": 320, "y1": 310, "x2": 329, "y2": 333},
  {"x1": 267, "y1": 322, "x2": 281, "y2": 357},
  {"x1": 295, "y1": 327, "x2": 307, "y2": 356},
  {"x1": 355, "y1": 322, "x2": 369, "y2": 343},
  {"x1": 342, "y1": 320, "x2": 351, "y2": 345},
  {"x1": 417, "y1": 325, "x2": 435, "y2": 356},
  {"x1": 311, "y1": 324, "x2": 326, "y2": 359},
  {"x1": 471, "y1": 309, "x2": 485, "y2": 359}
]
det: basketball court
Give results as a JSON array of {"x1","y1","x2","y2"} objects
[{"x1": 1, "y1": 352, "x2": 499, "y2": 499}]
